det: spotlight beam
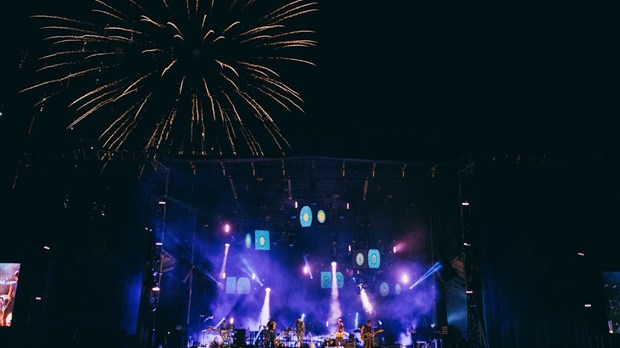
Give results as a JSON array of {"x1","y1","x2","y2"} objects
[{"x1": 409, "y1": 262, "x2": 442, "y2": 290}]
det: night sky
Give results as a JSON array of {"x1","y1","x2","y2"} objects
[{"x1": 1, "y1": 0, "x2": 618, "y2": 161}]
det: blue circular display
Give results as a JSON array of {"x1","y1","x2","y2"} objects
[
  {"x1": 380, "y1": 282, "x2": 389, "y2": 297},
  {"x1": 317, "y1": 210, "x2": 326, "y2": 223},
  {"x1": 300, "y1": 206, "x2": 313, "y2": 227}
]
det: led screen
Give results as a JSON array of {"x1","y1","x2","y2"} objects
[
  {"x1": 0, "y1": 263, "x2": 20, "y2": 328},
  {"x1": 602, "y1": 271, "x2": 620, "y2": 333}
]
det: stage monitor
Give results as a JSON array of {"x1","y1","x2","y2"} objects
[{"x1": 0, "y1": 263, "x2": 20, "y2": 327}]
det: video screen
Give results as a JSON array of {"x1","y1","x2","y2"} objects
[
  {"x1": 602, "y1": 271, "x2": 620, "y2": 333},
  {"x1": 0, "y1": 263, "x2": 20, "y2": 327}
]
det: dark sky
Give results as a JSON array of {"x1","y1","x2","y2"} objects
[{"x1": 1, "y1": 0, "x2": 619, "y2": 161}]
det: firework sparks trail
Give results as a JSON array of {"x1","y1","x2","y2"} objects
[{"x1": 24, "y1": 0, "x2": 317, "y2": 157}]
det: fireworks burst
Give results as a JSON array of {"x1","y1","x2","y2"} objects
[{"x1": 24, "y1": 0, "x2": 317, "y2": 157}]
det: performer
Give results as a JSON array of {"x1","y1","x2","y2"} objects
[
  {"x1": 265, "y1": 318, "x2": 277, "y2": 348},
  {"x1": 295, "y1": 317, "x2": 305, "y2": 347},
  {"x1": 1, "y1": 271, "x2": 18, "y2": 327},
  {"x1": 221, "y1": 317, "x2": 235, "y2": 346},
  {"x1": 361, "y1": 321, "x2": 373, "y2": 348},
  {"x1": 335, "y1": 319, "x2": 345, "y2": 348}
]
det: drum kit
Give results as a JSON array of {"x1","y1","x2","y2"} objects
[
  {"x1": 201, "y1": 326, "x2": 234, "y2": 347},
  {"x1": 275, "y1": 327, "x2": 296, "y2": 347}
]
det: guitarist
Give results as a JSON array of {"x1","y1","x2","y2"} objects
[
  {"x1": 295, "y1": 317, "x2": 305, "y2": 347},
  {"x1": 361, "y1": 321, "x2": 373, "y2": 348},
  {"x1": 265, "y1": 318, "x2": 277, "y2": 348},
  {"x1": 335, "y1": 319, "x2": 345, "y2": 347}
]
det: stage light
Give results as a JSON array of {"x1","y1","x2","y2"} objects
[
  {"x1": 346, "y1": 202, "x2": 350, "y2": 210},
  {"x1": 301, "y1": 313, "x2": 305, "y2": 321},
  {"x1": 152, "y1": 286, "x2": 160, "y2": 292},
  {"x1": 295, "y1": 201, "x2": 298, "y2": 209},
  {"x1": 303, "y1": 265, "x2": 309, "y2": 274},
  {"x1": 155, "y1": 242, "x2": 163, "y2": 246},
  {"x1": 221, "y1": 272, "x2": 226, "y2": 279},
  {"x1": 578, "y1": 252, "x2": 585, "y2": 256},
  {"x1": 258, "y1": 288, "x2": 271, "y2": 331},
  {"x1": 252, "y1": 273, "x2": 256, "y2": 280},
  {"x1": 401, "y1": 273, "x2": 410, "y2": 284},
  {"x1": 360, "y1": 289, "x2": 374, "y2": 314},
  {"x1": 464, "y1": 242, "x2": 471, "y2": 247},
  {"x1": 410, "y1": 262, "x2": 442, "y2": 289},
  {"x1": 158, "y1": 199, "x2": 166, "y2": 205},
  {"x1": 331, "y1": 261, "x2": 337, "y2": 267},
  {"x1": 465, "y1": 290, "x2": 473, "y2": 294},
  {"x1": 584, "y1": 304, "x2": 592, "y2": 308},
  {"x1": 348, "y1": 245, "x2": 352, "y2": 252},
  {"x1": 230, "y1": 317, "x2": 235, "y2": 324},
  {"x1": 303, "y1": 255, "x2": 314, "y2": 279},
  {"x1": 225, "y1": 243, "x2": 230, "y2": 248},
  {"x1": 461, "y1": 201, "x2": 470, "y2": 206},
  {"x1": 224, "y1": 223, "x2": 231, "y2": 233},
  {"x1": 43, "y1": 245, "x2": 51, "y2": 250},
  {"x1": 35, "y1": 297, "x2": 42, "y2": 301},
  {"x1": 326, "y1": 321, "x2": 329, "y2": 327},
  {"x1": 393, "y1": 246, "x2": 397, "y2": 254}
]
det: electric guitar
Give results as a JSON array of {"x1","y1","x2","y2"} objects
[{"x1": 361, "y1": 329, "x2": 384, "y2": 340}]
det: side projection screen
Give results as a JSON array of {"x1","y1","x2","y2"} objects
[{"x1": 0, "y1": 263, "x2": 21, "y2": 327}]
